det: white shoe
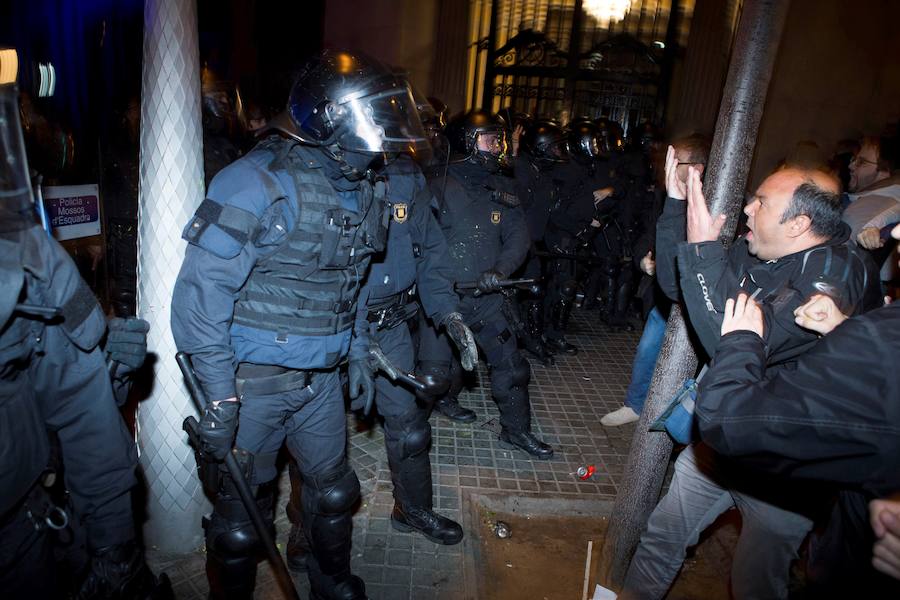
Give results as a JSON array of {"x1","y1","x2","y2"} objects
[{"x1": 601, "y1": 406, "x2": 639, "y2": 426}]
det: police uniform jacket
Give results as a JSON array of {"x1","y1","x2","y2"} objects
[
  {"x1": 427, "y1": 162, "x2": 530, "y2": 285},
  {"x1": 350, "y1": 156, "x2": 459, "y2": 358},
  {"x1": 172, "y1": 137, "x2": 386, "y2": 401}
]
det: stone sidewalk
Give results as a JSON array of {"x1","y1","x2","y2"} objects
[{"x1": 148, "y1": 309, "x2": 642, "y2": 599}]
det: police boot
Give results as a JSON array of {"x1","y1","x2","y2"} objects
[
  {"x1": 600, "y1": 273, "x2": 618, "y2": 324},
  {"x1": 286, "y1": 461, "x2": 310, "y2": 572},
  {"x1": 522, "y1": 300, "x2": 554, "y2": 366},
  {"x1": 500, "y1": 429, "x2": 555, "y2": 460},
  {"x1": 385, "y1": 409, "x2": 464, "y2": 545},
  {"x1": 494, "y1": 354, "x2": 554, "y2": 460},
  {"x1": 436, "y1": 396, "x2": 477, "y2": 422},
  {"x1": 74, "y1": 540, "x2": 174, "y2": 600},
  {"x1": 607, "y1": 279, "x2": 635, "y2": 332},
  {"x1": 302, "y1": 463, "x2": 367, "y2": 600},
  {"x1": 581, "y1": 272, "x2": 603, "y2": 310},
  {"x1": 546, "y1": 302, "x2": 577, "y2": 355}
]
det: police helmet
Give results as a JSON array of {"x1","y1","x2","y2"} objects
[
  {"x1": 445, "y1": 109, "x2": 508, "y2": 171},
  {"x1": 594, "y1": 117, "x2": 625, "y2": 157},
  {"x1": 276, "y1": 50, "x2": 428, "y2": 158},
  {"x1": 566, "y1": 118, "x2": 601, "y2": 162},
  {"x1": 520, "y1": 120, "x2": 568, "y2": 166}
]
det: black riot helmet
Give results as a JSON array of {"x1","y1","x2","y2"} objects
[
  {"x1": 520, "y1": 120, "x2": 568, "y2": 168},
  {"x1": 629, "y1": 121, "x2": 661, "y2": 155},
  {"x1": 270, "y1": 49, "x2": 429, "y2": 179},
  {"x1": 566, "y1": 118, "x2": 601, "y2": 163},
  {"x1": 445, "y1": 109, "x2": 508, "y2": 172},
  {"x1": 594, "y1": 117, "x2": 624, "y2": 157}
]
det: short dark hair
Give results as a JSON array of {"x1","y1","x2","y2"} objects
[
  {"x1": 780, "y1": 180, "x2": 843, "y2": 238},
  {"x1": 672, "y1": 134, "x2": 711, "y2": 165}
]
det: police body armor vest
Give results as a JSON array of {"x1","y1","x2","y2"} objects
[{"x1": 233, "y1": 141, "x2": 388, "y2": 340}]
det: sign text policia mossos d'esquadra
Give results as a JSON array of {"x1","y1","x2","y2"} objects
[{"x1": 43, "y1": 184, "x2": 102, "y2": 241}]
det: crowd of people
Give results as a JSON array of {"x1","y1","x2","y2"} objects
[{"x1": 2, "y1": 45, "x2": 899, "y2": 600}]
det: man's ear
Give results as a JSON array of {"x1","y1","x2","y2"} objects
[
  {"x1": 695, "y1": 164, "x2": 705, "y2": 180},
  {"x1": 789, "y1": 214, "x2": 812, "y2": 238}
]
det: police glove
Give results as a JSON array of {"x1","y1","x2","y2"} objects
[
  {"x1": 443, "y1": 312, "x2": 478, "y2": 371},
  {"x1": 348, "y1": 358, "x2": 376, "y2": 413},
  {"x1": 106, "y1": 317, "x2": 150, "y2": 374},
  {"x1": 199, "y1": 398, "x2": 240, "y2": 461},
  {"x1": 475, "y1": 269, "x2": 504, "y2": 296}
]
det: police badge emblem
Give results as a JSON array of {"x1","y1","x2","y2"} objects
[
  {"x1": 393, "y1": 203, "x2": 408, "y2": 223},
  {"x1": 491, "y1": 210, "x2": 502, "y2": 224}
]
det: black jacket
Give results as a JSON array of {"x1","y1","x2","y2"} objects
[
  {"x1": 656, "y1": 196, "x2": 882, "y2": 364},
  {"x1": 428, "y1": 162, "x2": 530, "y2": 282},
  {"x1": 696, "y1": 302, "x2": 900, "y2": 498}
]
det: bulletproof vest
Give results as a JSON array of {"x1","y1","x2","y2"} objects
[{"x1": 233, "y1": 142, "x2": 388, "y2": 339}]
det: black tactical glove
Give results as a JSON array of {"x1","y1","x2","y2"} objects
[
  {"x1": 474, "y1": 269, "x2": 504, "y2": 296},
  {"x1": 199, "y1": 398, "x2": 240, "y2": 461},
  {"x1": 106, "y1": 317, "x2": 150, "y2": 373},
  {"x1": 348, "y1": 358, "x2": 376, "y2": 413},
  {"x1": 443, "y1": 312, "x2": 478, "y2": 371}
]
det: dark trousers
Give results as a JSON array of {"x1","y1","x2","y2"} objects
[{"x1": 418, "y1": 293, "x2": 533, "y2": 433}]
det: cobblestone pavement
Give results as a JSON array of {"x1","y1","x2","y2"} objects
[{"x1": 148, "y1": 308, "x2": 642, "y2": 599}]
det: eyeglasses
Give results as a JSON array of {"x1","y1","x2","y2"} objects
[{"x1": 851, "y1": 154, "x2": 878, "y2": 167}]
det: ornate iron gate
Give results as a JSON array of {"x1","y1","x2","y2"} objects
[{"x1": 468, "y1": 0, "x2": 692, "y2": 136}]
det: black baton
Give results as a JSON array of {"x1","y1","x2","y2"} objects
[
  {"x1": 176, "y1": 352, "x2": 301, "y2": 600},
  {"x1": 454, "y1": 277, "x2": 538, "y2": 291}
]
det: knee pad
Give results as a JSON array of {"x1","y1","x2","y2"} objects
[
  {"x1": 304, "y1": 462, "x2": 360, "y2": 516},
  {"x1": 400, "y1": 419, "x2": 431, "y2": 458},
  {"x1": 497, "y1": 352, "x2": 531, "y2": 388},
  {"x1": 205, "y1": 507, "x2": 260, "y2": 559},
  {"x1": 509, "y1": 352, "x2": 531, "y2": 387},
  {"x1": 560, "y1": 279, "x2": 578, "y2": 300}
]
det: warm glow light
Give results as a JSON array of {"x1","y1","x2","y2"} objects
[
  {"x1": 336, "y1": 52, "x2": 354, "y2": 74},
  {"x1": 0, "y1": 48, "x2": 18, "y2": 84},
  {"x1": 583, "y1": 0, "x2": 631, "y2": 27}
]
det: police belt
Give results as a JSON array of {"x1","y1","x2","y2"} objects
[
  {"x1": 366, "y1": 290, "x2": 418, "y2": 330},
  {"x1": 235, "y1": 363, "x2": 311, "y2": 397}
]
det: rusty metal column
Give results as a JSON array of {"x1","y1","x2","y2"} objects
[
  {"x1": 136, "y1": 0, "x2": 208, "y2": 553},
  {"x1": 597, "y1": 0, "x2": 792, "y2": 589}
]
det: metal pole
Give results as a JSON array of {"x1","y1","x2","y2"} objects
[
  {"x1": 136, "y1": 0, "x2": 209, "y2": 553},
  {"x1": 597, "y1": 0, "x2": 791, "y2": 589}
]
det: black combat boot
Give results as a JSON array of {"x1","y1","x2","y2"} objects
[
  {"x1": 383, "y1": 407, "x2": 463, "y2": 546},
  {"x1": 436, "y1": 396, "x2": 477, "y2": 422},
  {"x1": 522, "y1": 300, "x2": 554, "y2": 365},
  {"x1": 546, "y1": 302, "x2": 577, "y2": 355},
  {"x1": 391, "y1": 505, "x2": 464, "y2": 544},
  {"x1": 499, "y1": 429, "x2": 555, "y2": 460}
]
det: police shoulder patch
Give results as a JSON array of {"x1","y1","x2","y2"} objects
[
  {"x1": 490, "y1": 210, "x2": 502, "y2": 225},
  {"x1": 393, "y1": 203, "x2": 408, "y2": 223}
]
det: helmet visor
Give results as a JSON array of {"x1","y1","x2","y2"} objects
[
  {"x1": 337, "y1": 85, "x2": 429, "y2": 156},
  {"x1": 0, "y1": 85, "x2": 33, "y2": 212}
]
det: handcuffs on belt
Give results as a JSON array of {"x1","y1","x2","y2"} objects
[{"x1": 366, "y1": 288, "x2": 419, "y2": 331}]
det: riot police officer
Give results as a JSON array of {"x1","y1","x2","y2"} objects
[
  {"x1": 512, "y1": 120, "x2": 568, "y2": 364},
  {"x1": 417, "y1": 110, "x2": 554, "y2": 460},
  {"x1": 0, "y1": 84, "x2": 164, "y2": 599},
  {"x1": 171, "y1": 50, "x2": 429, "y2": 600},
  {"x1": 544, "y1": 119, "x2": 616, "y2": 352},
  {"x1": 284, "y1": 153, "x2": 479, "y2": 569}
]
